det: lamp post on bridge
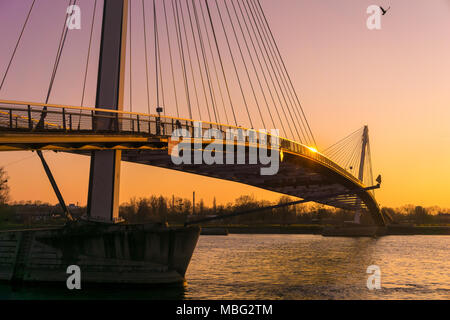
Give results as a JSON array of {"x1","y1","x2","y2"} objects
[{"x1": 156, "y1": 107, "x2": 163, "y2": 135}]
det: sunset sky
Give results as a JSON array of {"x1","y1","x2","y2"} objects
[{"x1": 0, "y1": 0, "x2": 449, "y2": 209}]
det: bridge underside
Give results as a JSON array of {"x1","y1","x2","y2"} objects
[
  {"x1": 0, "y1": 131, "x2": 385, "y2": 226},
  {"x1": 121, "y1": 148, "x2": 383, "y2": 225}
]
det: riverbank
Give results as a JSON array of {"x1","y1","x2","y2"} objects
[
  {"x1": 199, "y1": 224, "x2": 450, "y2": 236},
  {"x1": 1, "y1": 223, "x2": 448, "y2": 235}
]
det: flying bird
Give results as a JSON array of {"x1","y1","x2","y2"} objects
[
  {"x1": 376, "y1": 175, "x2": 382, "y2": 185},
  {"x1": 379, "y1": 6, "x2": 390, "y2": 15}
]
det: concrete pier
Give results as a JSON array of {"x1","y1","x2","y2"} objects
[{"x1": 0, "y1": 222, "x2": 200, "y2": 286}]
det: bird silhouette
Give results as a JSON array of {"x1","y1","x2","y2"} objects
[
  {"x1": 376, "y1": 174, "x2": 382, "y2": 185},
  {"x1": 379, "y1": 6, "x2": 390, "y2": 15}
]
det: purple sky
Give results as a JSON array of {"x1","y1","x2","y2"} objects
[{"x1": 0, "y1": 0, "x2": 449, "y2": 208}]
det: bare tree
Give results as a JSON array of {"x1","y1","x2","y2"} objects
[{"x1": 0, "y1": 167, "x2": 9, "y2": 204}]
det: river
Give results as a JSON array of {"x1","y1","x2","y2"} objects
[{"x1": 0, "y1": 234, "x2": 448, "y2": 300}]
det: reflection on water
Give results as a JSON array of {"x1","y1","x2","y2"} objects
[
  {"x1": 184, "y1": 235, "x2": 449, "y2": 300},
  {"x1": 0, "y1": 235, "x2": 448, "y2": 300}
]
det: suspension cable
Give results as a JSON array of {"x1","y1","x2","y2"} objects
[
  {"x1": 0, "y1": 0, "x2": 36, "y2": 92},
  {"x1": 35, "y1": 0, "x2": 75, "y2": 130},
  {"x1": 203, "y1": 0, "x2": 237, "y2": 126},
  {"x1": 198, "y1": 0, "x2": 229, "y2": 124},
  {"x1": 323, "y1": 127, "x2": 363, "y2": 153},
  {"x1": 142, "y1": 0, "x2": 151, "y2": 114},
  {"x1": 250, "y1": 0, "x2": 309, "y2": 144},
  {"x1": 235, "y1": 0, "x2": 287, "y2": 138},
  {"x1": 211, "y1": 0, "x2": 254, "y2": 128},
  {"x1": 222, "y1": 0, "x2": 266, "y2": 129},
  {"x1": 185, "y1": 0, "x2": 214, "y2": 123},
  {"x1": 162, "y1": 0, "x2": 180, "y2": 117},
  {"x1": 172, "y1": 0, "x2": 193, "y2": 119},
  {"x1": 247, "y1": 0, "x2": 303, "y2": 142},
  {"x1": 191, "y1": 0, "x2": 220, "y2": 124},
  {"x1": 242, "y1": 0, "x2": 296, "y2": 140},
  {"x1": 177, "y1": 0, "x2": 202, "y2": 120},
  {"x1": 255, "y1": 0, "x2": 317, "y2": 146},
  {"x1": 77, "y1": 0, "x2": 98, "y2": 129},
  {"x1": 156, "y1": 4, "x2": 166, "y2": 116},
  {"x1": 80, "y1": 0, "x2": 97, "y2": 107},
  {"x1": 129, "y1": 0, "x2": 133, "y2": 112},
  {"x1": 229, "y1": 0, "x2": 277, "y2": 131},
  {"x1": 45, "y1": 0, "x2": 77, "y2": 104},
  {"x1": 153, "y1": 0, "x2": 160, "y2": 109}
]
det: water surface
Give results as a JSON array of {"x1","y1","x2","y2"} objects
[
  {"x1": 0, "y1": 234, "x2": 448, "y2": 299},
  {"x1": 185, "y1": 234, "x2": 449, "y2": 299}
]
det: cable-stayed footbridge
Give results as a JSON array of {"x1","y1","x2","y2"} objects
[{"x1": 0, "y1": 0, "x2": 386, "y2": 226}]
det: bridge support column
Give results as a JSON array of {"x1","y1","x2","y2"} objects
[
  {"x1": 354, "y1": 126, "x2": 369, "y2": 224},
  {"x1": 87, "y1": 0, "x2": 128, "y2": 223},
  {"x1": 87, "y1": 151, "x2": 122, "y2": 222}
]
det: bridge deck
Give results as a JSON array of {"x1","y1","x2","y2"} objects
[{"x1": 0, "y1": 100, "x2": 385, "y2": 226}]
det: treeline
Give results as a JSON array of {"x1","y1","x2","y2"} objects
[
  {"x1": 381, "y1": 205, "x2": 450, "y2": 225},
  {"x1": 1, "y1": 166, "x2": 449, "y2": 226},
  {"x1": 120, "y1": 195, "x2": 318, "y2": 225},
  {"x1": 119, "y1": 195, "x2": 450, "y2": 226},
  {"x1": 0, "y1": 196, "x2": 449, "y2": 226}
]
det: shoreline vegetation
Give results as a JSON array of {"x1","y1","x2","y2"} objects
[
  {"x1": 0, "y1": 193, "x2": 449, "y2": 236},
  {"x1": 1, "y1": 164, "x2": 449, "y2": 231}
]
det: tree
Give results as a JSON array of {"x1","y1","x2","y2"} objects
[
  {"x1": 276, "y1": 196, "x2": 295, "y2": 225},
  {"x1": 0, "y1": 167, "x2": 9, "y2": 205},
  {"x1": 414, "y1": 206, "x2": 432, "y2": 225},
  {"x1": 199, "y1": 199, "x2": 205, "y2": 215}
]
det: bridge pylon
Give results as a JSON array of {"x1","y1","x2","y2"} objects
[
  {"x1": 86, "y1": 0, "x2": 129, "y2": 223},
  {"x1": 353, "y1": 125, "x2": 369, "y2": 224}
]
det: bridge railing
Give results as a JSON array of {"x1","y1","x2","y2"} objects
[
  {"x1": 0, "y1": 100, "x2": 365, "y2": 187},
  {"x1": 0, "y1": 101, "x2": 228, "y2": 139}
]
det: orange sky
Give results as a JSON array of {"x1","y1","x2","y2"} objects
[{"x1": 0, "y1": 0, "x2": 449, "y2": 208}]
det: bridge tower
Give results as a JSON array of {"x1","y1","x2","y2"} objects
[
  {"x1": 354, "y1": 125, "x2": 369, "y2": 224},
  {"x1": 87, "y1": 0, "x2": 129, "y2": 222}
]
